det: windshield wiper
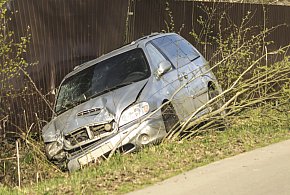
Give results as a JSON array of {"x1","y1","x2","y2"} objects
[
  {"x1": 56, "y1": 98, "x2": 87, "y2": 115},
  {"x1": 56, "y1": 104, "x2": 74, "y2": 115},
  {"x1": 87, "y1": 82, "x2": 134, "y2": 100},
  {"x1": 108, "y1": 82, "x2": 134, "y2": 92}
]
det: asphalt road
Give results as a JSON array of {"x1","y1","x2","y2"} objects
[{"x1": 127, "y1": 140, "x2": 290, "y2": 195}]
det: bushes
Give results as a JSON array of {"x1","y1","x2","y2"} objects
[
  {"x1": 0, "y1": 1, "x2": 289, "y2": 189},
  {"x1": 163, "y1": 2, "x2": 290, "y2": 140}
]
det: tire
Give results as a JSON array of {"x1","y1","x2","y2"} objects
[
  {"x1": 161, "y1": 102, "x2": 179, "y2": 132},
  {"x1": 208, "y1": 85, "x2": 227, "y2": 131},
  {"x1": 208, "y1": 85, "x2": 224, "y2": 112}
]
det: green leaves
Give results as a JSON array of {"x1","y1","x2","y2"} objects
[{"x1": 0, "y1": 5, "x2": 32, "y2": 103}]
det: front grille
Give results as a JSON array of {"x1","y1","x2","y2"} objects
[
  {"x1": 90, "y1": 123, "x2": 113, "y2": 137},
  {"x1": 65, "y1": 122, "x2": 115, "y2": 147},
  {"x1": 65, "y1": 128, "x2": 89, "y2": 146}
]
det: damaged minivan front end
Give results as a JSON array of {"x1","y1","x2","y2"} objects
[
  {"x1": 42, "y1": 47, "x2": 167, "y2": 171},
  {"x1": 42, "y1": 33, "x2": 222, "y2": 171}
]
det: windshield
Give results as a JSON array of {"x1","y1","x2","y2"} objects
[{"x1": 55, "y1": 48, "x2": 150, "y2": 115}]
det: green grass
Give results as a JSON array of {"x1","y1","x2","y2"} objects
[{"x1": 1, "y1": 106, "x2": 289, "y2": 195}]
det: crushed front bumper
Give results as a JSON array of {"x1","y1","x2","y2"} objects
[{"x1": 67, "y1": 117, "x2": 166, "y2": 172}]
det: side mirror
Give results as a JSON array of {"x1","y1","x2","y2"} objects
[
  {"x1": 51, "y1": 87, "x2": 58, "y2": 95},
  {"x1": 51, "y1": 88, "x2": 56, "y2": 95},
  {"x1": 156, "y1": 60, "x2": 172, "y2": 78}
]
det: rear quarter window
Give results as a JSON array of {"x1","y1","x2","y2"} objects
[{"x1": 151, "y1": 34, "x2": 200, "y2": 68}]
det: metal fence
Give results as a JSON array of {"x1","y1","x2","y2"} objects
[
  {"x1": 128, "y1": 0, "x2": 290, "y2": 60},
  {"x1": 1, "y1": 0, "x2": 289, "y2": 134}
]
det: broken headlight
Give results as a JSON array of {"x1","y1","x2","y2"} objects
[{"x1": 119, "y1": 102, "x2": 150, "y2": 126}]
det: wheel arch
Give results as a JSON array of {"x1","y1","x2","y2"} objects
[{"x1": 207, "y1": 81, "x2": 216, "y2": 91}]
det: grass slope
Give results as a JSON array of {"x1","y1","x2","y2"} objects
[{"x1": 1, "y1": 106, "x2": 290, "y2": 195}]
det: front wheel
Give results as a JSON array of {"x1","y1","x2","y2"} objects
[{"x1": 161, "y1": 102, "x2": 179, "y2": 133}]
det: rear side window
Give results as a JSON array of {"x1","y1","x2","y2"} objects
[
  {"x1": 151, "y1": 34, "x2": 200, "y2": 68},
  {"x1": 177, "y1": 39, "x2": 200, "y2": 61}
]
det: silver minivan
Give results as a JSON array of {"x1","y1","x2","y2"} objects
[{"x1": 42, "y1": 33, "x2": 222, "y2": 171}]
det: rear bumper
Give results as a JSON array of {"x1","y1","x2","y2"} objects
[{"x1": 67, "y1": 116, "x2": 166, "y2": 172}]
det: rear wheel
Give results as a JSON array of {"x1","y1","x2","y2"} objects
[
  {"x1": 208, "y1": 84, "x2": 224, "y2": 111},
  {"x1": 161, "y1": 102, "x2": 179, "y2": 133},
  {"x1": 208, "y1": 84, "x2": 227, "y2": 130}
]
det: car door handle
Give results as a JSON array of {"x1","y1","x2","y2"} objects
[{"x1": 178, "y1": 73, "x2": 188, "y2": 81}]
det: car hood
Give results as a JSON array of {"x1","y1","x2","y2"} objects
[{"x1": 42, "y1": 79, "x2": 148, "y2": 142}]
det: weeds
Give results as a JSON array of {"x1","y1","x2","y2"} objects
[
  {"x1": 192, "y1": 0, "x2": 290, "y2": 5},
  {"x1": 0, "y1": 134, "x2": 63, "y2": 187},
  {"x1": 0, "y1": 1, "x2": 289, "y2": 193},
  {"x1": 1, "y1": 105, "x2": 289, "y2": 194},
  {"x1": 161, "y1": 2, "x2": 290, "y2": 140},
  {"x1": 162, "y1": 1, "x2": 185, "y2": 34}
]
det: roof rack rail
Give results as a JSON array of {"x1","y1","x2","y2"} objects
[
  {"x1": 131, "y1": 32, "x2": 162, "y2": 45},
  {"x1": 73, "y1": 65, "x2": 80, "y2": 70}
]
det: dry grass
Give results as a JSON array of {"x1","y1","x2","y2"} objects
[{"x1": 0, "y1": 104, "x2": 289, "y2": 194}]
